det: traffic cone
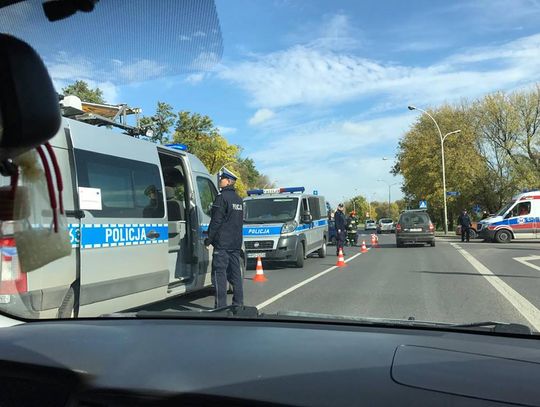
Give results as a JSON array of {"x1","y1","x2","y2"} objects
[
  {"x1": 360, "y1": 240, "x2": 368, "y2": 253},
  {"x1": 336, "y1": 248, "x2": 347, "y2": 267},
  {"x1": 371, "y1": 234, "x2": 380, "y2": 248},
  {"x1": 253, "y1": 256, "x2": 268, "y2": 282}
]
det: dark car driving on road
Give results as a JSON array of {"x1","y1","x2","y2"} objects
[{"x1": 396, "y1": 210, "x2": 435, "y2": 247}]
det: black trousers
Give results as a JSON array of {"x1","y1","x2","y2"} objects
[
  {"x1": 212, "y1": 249, "x2": 243, "y2": 308},
  {"x1": 336, "y1": 230, "x2": 345, "y2": 254},
  {"x1": 461, "y1": 226, "x2": 470, "y2": 242}
]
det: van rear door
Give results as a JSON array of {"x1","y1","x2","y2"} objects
[{"x1": 68, "y1": 120, "x2": 168, "y2": 316}]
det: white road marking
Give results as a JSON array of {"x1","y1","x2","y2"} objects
[
  {"x1": 256, "y1": 251, "x2": 366, "y2": 310},
  {"x1": 451, "y1": 243, "x2": 540, "y2": 331},
  {"x1": 513, "y1": 255, "x2": 540, "y2": 272}
]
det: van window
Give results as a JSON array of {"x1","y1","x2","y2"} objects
[
  {"x1": 510, "y1": 201, "x2": 531, "y2": 217},
  {"x1": 196, "y1": 177, "x2": 217, "y2": 216},
  {"x1": 308, "y1": 197, "x2": 321, "y2": 220},
  {"x1": 75, "y1": 149, "x2": 164, "y2": 218}
]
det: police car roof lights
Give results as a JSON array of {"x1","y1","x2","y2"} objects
[
  {"x1": 247, "y1": 186, "x2": 305, "y2": 196},
  {"x1": 165, "y1": 143, "x2": 188, "y2": 151}
]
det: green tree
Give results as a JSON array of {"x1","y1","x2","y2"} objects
[
  {"x1": 62, "y1": 80, "x2": 105, "y2": 104},
  {"x1": 139, "y1": 101, "x2": 176, "y2": 143}
]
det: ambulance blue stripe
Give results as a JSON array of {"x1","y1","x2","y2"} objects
[{"x1": 68, "y1": 223, "x2": 168, "y2": 249}]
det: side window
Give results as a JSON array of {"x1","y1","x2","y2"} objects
[
  {"x1": 510, "y1": 202, "x2": 531, "y2": 217},
  {"x1": 75, "y1": 149, "x2": 164, "y2": 218},
  {"x1": 196, "y1": 177, "x2": 217, "y2": 216},
  {"x1": 302, "y1": 198, "x2": 309, "y2": 215},
  {"x1": 308, "y1": 197, "x2": 321, "y2": 220}
]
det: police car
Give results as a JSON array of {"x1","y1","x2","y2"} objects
[
  {"x1": 478, "y1": 190, "x2": 540, "y2": 243},
  {"x1": 0, "y1": 96, "x2": 244, "y2": 318},
  {"x1": 243, "y1": 187, "x2": 328, "y2": 268}
]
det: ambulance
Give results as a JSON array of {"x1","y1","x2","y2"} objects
[
  {"x1": 477, "y1": 190, "x2": 540, "y2": 243},
  {"x1": 0, "y1": 96, "x2": 244, "y2": 318},
  {"x1": 243, "y1": 187, "x2": 328, "y2": 268}
]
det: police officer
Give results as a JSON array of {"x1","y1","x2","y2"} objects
[
  {"x1": 458, "y1": 209, "x2": 472, "y2": 242},
  {"x1": 334, "y1": 203, "x2": 347, "y2": 255},
  {"x1": 204, "y1": 167, "x2": 244, "y2": 308}
]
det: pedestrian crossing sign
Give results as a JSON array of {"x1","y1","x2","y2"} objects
[{"x1": 419, "y1": 200, "x2": 427, "y2": 209}]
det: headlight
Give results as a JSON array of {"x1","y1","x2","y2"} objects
[{"x1": 281, "y1": 220, "x2": 298, "y2": 234}]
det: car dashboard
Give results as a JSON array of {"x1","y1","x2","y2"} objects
[{"x1": 0, "y1": 317, "x2": 539, "y2": 406}]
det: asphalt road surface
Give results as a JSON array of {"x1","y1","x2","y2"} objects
[{"x1": 139, "y1": 231, "x2": 540, "y2": 332}]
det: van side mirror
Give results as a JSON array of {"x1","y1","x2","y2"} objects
[
  {"x1": 0, "y1": 34, "x2": 61, "y2": 161},
  {"x1": 302, "y1": 212, "x2": 312, "y2": 224}
]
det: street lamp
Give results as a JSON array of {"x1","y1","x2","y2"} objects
[
  {"x1": 377, "y1": 179, "x2": 398, "y2": 217},
  {"x1": 408, "y1": 105, "x2": 461, "y2": 234}
]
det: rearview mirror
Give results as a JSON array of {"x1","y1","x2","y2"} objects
[
  {"x1": 0, "y1": 34, "x2": 61, "y2": 161},
  {"x1": 302, "y1": 212, "x2": 312, "y2": 224}
]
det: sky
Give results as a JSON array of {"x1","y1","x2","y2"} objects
[{"x1": 4, "y1": 0, "x2": 540, "y2": 205}]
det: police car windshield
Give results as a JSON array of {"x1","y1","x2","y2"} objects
[{"x1": 244, "y1": 198, "x2": 298, "y2": 224}]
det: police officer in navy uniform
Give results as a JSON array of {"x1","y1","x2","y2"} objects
[
  {"x1": 458, "y1": 209, "x2": 472, "y2": 242},
  {"x1": 334, "y1": 203, "x2": 347, "y2": 255},
  {"x1": 204, "y1": 167, "x2": 244, "y2": 308}
]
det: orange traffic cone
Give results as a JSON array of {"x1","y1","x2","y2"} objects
[
  {"x1": 360, "y1": 240, "x2": 368, "y2": 253},
  {"x1": 371, "y1": 234, "x2": 380, "y2": 248},
  {"x1": 336, "y1": 248, "x2": 347, "y2": 267},
  {"x1": 253, "y1": 256, "x2": 268, "y2": 282}
]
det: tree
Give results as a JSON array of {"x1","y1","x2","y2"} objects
[
  {"x1": 62, "y1": 80, "x2": 105, "y2": 104},
  {"x1": 394, "y1": 104, "x2": 486, "y2": 228},
  {"x1": 139, "y1": 101, "x2": 176, "y2": 143},
  {"x1": 173, "y1": 111, "x2": 240, "y2": 175}
]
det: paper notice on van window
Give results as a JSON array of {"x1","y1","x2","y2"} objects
[{"x1": 79, "y1": 187, "x2": 102, "y2": 210}]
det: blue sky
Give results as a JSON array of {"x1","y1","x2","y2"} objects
[{"x1": 5, "y1": 0, "x2": 540, "y2": 205}]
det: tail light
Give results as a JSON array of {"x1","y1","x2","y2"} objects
[
  {"x1": 429, "y1": 223, "x2": 435, "y2": 232},
  {"x1": 396, "y1": 224, "x2": 402, "y2": 232},
  {"x1": 0, "y1": 237, "x2": 27, "y2": 295}
]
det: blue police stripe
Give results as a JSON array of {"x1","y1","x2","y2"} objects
[
  {"x1": 68, "y1": 224, "x2": 168, "y2": 249},
  {"x1": 243, "y1": 219, "x2": 328, "y2": 236}
]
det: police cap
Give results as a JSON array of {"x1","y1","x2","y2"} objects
[{"x1": 218, "y1": 166, "x2": 238, "y2": 181}]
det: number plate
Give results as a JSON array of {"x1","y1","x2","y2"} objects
[
  {"x1": 410, "y1": 228, "x2": 422, "y2": 232},
  {"x1": 247, "y1": 252, "x2": 266, "y2": 258},
  {"x1": 0, "y1": 295, "x2": 11, "y2": 304}
]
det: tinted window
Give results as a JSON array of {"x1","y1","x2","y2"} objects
[
  {"x1": 75, "y1": 149, "x2": 164, "y2": 218},
  {"x1": 308, "y1": 197, "x2": 322, "y2": 220},
  {"x1": 197, "y1": 177, "x2": 217, "y2": 216},
  {"x1": 399, "y1": 212, "x2": 430, "y2": 225}
]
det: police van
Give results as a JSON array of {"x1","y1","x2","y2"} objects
[
  {"x1": 0, "y1": 97, "x2": 243, "y2": 318},
  {"x1": 243, "y1": 187, "x2": 328, "y2": 268},
  {"x1": 478, "y1": 190, "x2": 540, "y2": 243}
]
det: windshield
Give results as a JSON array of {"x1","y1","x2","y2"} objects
[
  {"x1": 244, "y1": 198, "x2": 298, "y2": 224},
  {"x1": 494, "y1": 201, "x2": 516, "y2": 217},
  {"x1": 1, "y1": 0, "x2": 540, "y2": 337}
]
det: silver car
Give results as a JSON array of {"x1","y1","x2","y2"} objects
[{"x1": 377, "y1": 218, "x2": 395, "y2": 234}]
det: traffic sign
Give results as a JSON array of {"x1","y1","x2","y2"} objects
[
  {"x1": 446, "y1": 191, "x2": 460, "y2": 196},
  {"x1": 419, "y1": 200, "x2": 427, "y2": 209},
  {"x1": 473, "y1": 204, "x2": 481, "y2": 213},
  {"x1": 313, "y1": 190, "x2": 318, "y2": 195}
]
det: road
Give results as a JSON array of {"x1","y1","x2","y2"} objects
[{"x1": 140, "y1": 232, "x2": 540, "y2": 332}]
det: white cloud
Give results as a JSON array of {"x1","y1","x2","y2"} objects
[
  {"x1": 248, "y1": 108, "x2": 275, "y2": 125},
  {"x1": 184, "y1": 73, "x2": 205, "y2": 84},
  {"x1": 219, "y1": 31, "x2": 540, "y2": 111},
  {"x1": 118, "y1": 59, "x2": 167, "y2": 82},
  {"x1": 246, "y1": 114, "x2": 411, "y2": 203},
  {"x1": 217, "y1": 126, "x2": 237, "y2": 135}
]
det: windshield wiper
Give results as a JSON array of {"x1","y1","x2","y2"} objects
[
  {"x1": 101, "y1": 305, "x2": 259, "y2": 319},
  {"x1": 449, "y1": 321, "x2": 532, "y2": 334}
]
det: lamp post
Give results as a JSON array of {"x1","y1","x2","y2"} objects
[
  {"x1": 377, "y1": 180, "x2": 398, "y2": 217},
  {"x1": 408, "y1": 105, "x2": 461, "y2": 234}
]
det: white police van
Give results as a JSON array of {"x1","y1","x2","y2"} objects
[
  {"x1": 0, "y1": 99, "x2": 243, "y2": 318},
  {"x1": 478, "y1": 190, "x2": 540, "y2": 243},
  {"x1": 243, "y1": 187, "x2": 328, "y2": 268}
]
